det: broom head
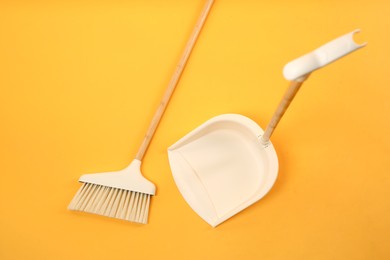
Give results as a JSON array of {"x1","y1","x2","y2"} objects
[{"x1": 68, "y1": 159, "x2": 156, "y2": 224}]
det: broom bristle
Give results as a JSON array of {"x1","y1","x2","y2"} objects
[{"x1": 68, "y1": 183, "x2": 151, "y2": 224}]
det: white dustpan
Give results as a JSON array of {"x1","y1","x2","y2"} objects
[
  {"x1": 168, "y1": 114, "x2": 278, "y2": 226},
  {"x1": 168, "y1": 30, "x2": 366, "y2": 227}
]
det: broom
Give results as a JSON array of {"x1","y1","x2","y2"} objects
[{"x1": 68, "y1": 0, "x2": 215, "y2": 224}]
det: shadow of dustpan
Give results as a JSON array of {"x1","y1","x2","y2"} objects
[{"x1": 168, "y1": 30, "x2": 366, "y2": 227}]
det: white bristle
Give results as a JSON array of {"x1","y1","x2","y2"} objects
[{"x1": 68, "y1": 183, "x2": 151, "y2": 224}]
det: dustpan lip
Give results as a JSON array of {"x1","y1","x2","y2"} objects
[{"x1": 168, "y1": 114, "x2": 279, "y2": 227}]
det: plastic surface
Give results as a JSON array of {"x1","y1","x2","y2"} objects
[
  {"x1": 79, "y1": 159, "x2": 156, "y2": 195},
  {"x1": 168, "y1": 114, "x2": 278, "y2": 227},
  {"x1": 283, "y1": 29, "x2": 367, "y2": 81}
]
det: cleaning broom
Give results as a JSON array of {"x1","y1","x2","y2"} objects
[{"x1": 68, "y1": 0, "x2": 214, "y2": 224}]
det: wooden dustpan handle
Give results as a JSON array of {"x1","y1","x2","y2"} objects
[
  {"x1": 262, "y1": 30, "x2": 366, "y2": 144},
  {"x1": 135, "y1": 0, "x2": 214, "y2": 161},
  {"x1": 261, "y1": 78, "x2": 307, "y2": 144}
]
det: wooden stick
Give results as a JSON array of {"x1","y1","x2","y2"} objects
[
  {"x1": 135, "y1": 0, "x2": 214, "y2": 161},
  {"x1": 261, "y1": 78, "x2": 307, "y2": 144}
]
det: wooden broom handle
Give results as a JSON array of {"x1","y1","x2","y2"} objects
[
  {"x1": 261, "y1": 78, "x2": 307, "y2": 144},
  {"x1": 135, "y1": 0, "x2": 214, "y2": 161}
]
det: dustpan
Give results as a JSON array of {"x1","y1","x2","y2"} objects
[
  {"x1": 168, "y1": 30, "x2": 366, "y2": 227},
  {"x1": 168, "y1": 114, "x2": 278, "y2": 226}
]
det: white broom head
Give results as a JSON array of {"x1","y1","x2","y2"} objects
[{"x1": 68, "y1": 159, "x2": 156, "y2": 224}]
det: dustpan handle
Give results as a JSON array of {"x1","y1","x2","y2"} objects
[
  {"x1": 261, "y1": 77, "x2": 307, "y2": 144},
  {"x1": 261, "y1": 29, "x2": 366, "y2": 145},
  {"x1": 135, "y1": 0, "x2": 214, "y2": 161}
]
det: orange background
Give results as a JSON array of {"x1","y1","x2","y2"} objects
[{"x1": 0, "y1": 0, "x2": 389, "y2": 259}]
